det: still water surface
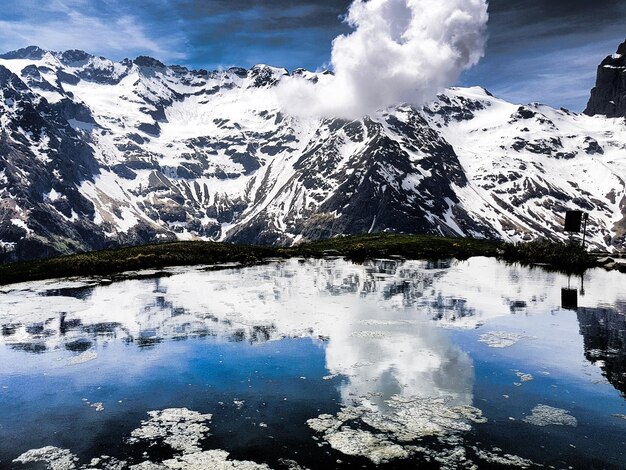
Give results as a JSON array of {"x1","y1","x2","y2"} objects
[{"x1": 0, "y1": 257, "x2": 625, "y2": 469}]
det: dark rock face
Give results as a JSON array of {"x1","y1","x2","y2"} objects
[
  {"x1": 0, "y1": 64, "x2": 174, "y2": 262},
  {"x1": 584, "y1": 39, "x2": 626, "y2": 117},
  {"x1": 58, "y1": 49, "x2": 92, "y2": 66},
  {"x1": 0, "y1": 46, "x2": 46, "y2": 60},
  {"x1": 134, "y1": 56, "x2": 166, "y2": 69},
  {"x1": 247, "y1": 65, "x2": 288, "y2": 88}
]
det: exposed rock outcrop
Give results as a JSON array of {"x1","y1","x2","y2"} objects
[{"x1": 584, "y1": 39, "x2": 626, "y2": 117}]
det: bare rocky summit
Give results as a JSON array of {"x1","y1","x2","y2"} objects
[{"x1": 585, "y1": 39, "x2": 626, "y2": 117}]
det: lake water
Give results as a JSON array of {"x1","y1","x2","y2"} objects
[{"x1": 0, "y1": 257, "x2": 625, "y2": 469}]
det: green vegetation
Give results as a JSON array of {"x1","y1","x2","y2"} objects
[
  {"x1": 500, "y1": 238, "x2": 596, "y2": 273},
  {"x1": 0, "y1": 234, "x2": 603, "y2": 286},
  {"x1": 0, "y1": 241, "x2": 279, "y2": 286},
  {"x1": 288, "y1": 233, "x2": 499, "y2": 261}
]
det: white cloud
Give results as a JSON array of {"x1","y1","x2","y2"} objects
[{"x1": 277, "y1": 0, "x2": 489, "y2": 118}]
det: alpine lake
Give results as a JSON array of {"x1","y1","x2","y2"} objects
[{"x1": 1, "y1": 257, "x2": 625, "y2": 469}]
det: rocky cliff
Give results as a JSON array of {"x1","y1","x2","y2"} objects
[{"x1": 585, "y1": 39, "x2": 626, "y2": 117}]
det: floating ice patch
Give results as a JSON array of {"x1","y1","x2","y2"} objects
[
  {"x1": 306, "y1": 413, "x2": 343, "y2": 433},
  {"x1": 359, "y1": 320, "x2": 412, "y2": 326},
  {"x1": 67, "y1": 350, "x2": 98, "y2": 365},
  {"x1": 131, "y1": 449, "x2": 271, "y2": 469},
  {"x1": 472, "y1": 447, "x2": 535, "y2": 468},
  {"x1": 325, "y1": 429, "x2": 408, "y2": 465},
  {"x1": 350, "y1": 331, "x2": 386, "y2": 339},
  {"x1": 352, "y1": 361, "x2": 374, "y2": 368},
  {"x1": 14, "y1": 417, "x2": 269, "y2": 470},
  {"x1": 515, "y1": 372, "x2": 533, "y2": 382},
  {"x1": 276, "y1": 459, "x2": 307, "y2": 470},
  {"x1": 307, "y1": 395, "x2": 487, "y2": 464},
  {"x1": 523, "y1": 405, "x2": 577, "y2": 427},
  {"x1": 13, "y1": 446, "x2": 78, "y2": 470},
  {"x1": 369, "y1": 396, "x2": 487, "y2": 440},
  {"x1": 478, "y1": 331, "x2": 530, "y2": 348},
  {"x1": 90, "y1": 402, "x2": 105, "y2": 412},
  {"x1": 83, "y1": 455, "x2": 126, "y2": 469},
  {"x1": 128, "y1": 408, "x2": 212, "y2": 454}
]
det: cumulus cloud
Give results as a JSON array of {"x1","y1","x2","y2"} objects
[{"x1": 277, "y1": 0, "x2": 489, "y2": 118}]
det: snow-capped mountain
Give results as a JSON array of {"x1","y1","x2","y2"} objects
[{"x1": 0, "y1": 44, "x2": 625, "y2": 261}]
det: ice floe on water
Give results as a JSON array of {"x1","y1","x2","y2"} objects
[
  {"x1": 324, "y1": 428, "x2": 408, "y2": 464},
  {"x1": 307, "y1": 395, "x2": 487, "y2": 464},
  {"x1": 128, "y1": 408, "x2": 213, "y2": 454},
  {"x1": 85, "y1": 455, "x2": 126, "y2": 469},
  {"x1": 523, "y1": 405, "x2": 578, "y2": 427},
  {"x1": 14, "y1": 408, "x2": 272, "y2": 470},
  {"x1": 13, "y1": 447, "x2": 270, "y2": 470},
  {"x1": 359, "y1": 319, "x2": 415, "y2": 326},
  {"x1": 14, "y1": 446, "x2": 78, "y2": 470},
  {"x1": 349, "y1": 330, "x2": 387, "y2": 339},
  {"x1": 515, "y1": 372, "x2": 533, "y2": 382},
  {"x1": 306, "y1": 390, "x2": 540, "y2": 468},
  {"x1": 130, "y1": 450, "x2": 271, "y2": 469},
  {"x1": 67, "y1": 349, "x2": 98, "y2": 365},
  {"x1": 478, "y1": 331, "x2": 532, "y2": 348},
  {"x1": 471, "y1": 447, "x2": 534, "y2": 468}
]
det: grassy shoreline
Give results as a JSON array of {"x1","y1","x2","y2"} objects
[{"x1": 0, "y1": 234, "x2": 603, "y2": 286}]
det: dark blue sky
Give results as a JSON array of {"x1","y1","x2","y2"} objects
[{"x1": 1, "y1": 0, "x2": 624, "y2": 111}]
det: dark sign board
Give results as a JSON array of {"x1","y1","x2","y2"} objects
[
  {"x1": 564, "y1": 210, "x2": 584, "y2": 233},
  {"x1": 561, "y1": 288, "x2": 578, "y2": 310}
]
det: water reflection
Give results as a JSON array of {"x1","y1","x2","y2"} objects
[
  {"x1": 2, "y1": 258, "x2": 626, "y2": 373},
  {"x1": 325, "y1": 319, "x2": 473, "y2": 408},
  {"x1": 1, "y1": 257, "x2": 626, "y2": 468},
  {"x1": 578, "y1": 303, "x2": 626, "y2": 396}
]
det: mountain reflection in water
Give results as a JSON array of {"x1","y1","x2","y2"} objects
[
  {"x1": 1, "y1": 258, "x2": 626, "y2": 396},
  {"x1": 0, "y1": 257, "x2": 625, "y2": 469},
  {"x1": 578, "y1": 304, "x2": 626, "y2": 396}
]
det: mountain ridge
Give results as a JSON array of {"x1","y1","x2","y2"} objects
[{"x1": 0, "y1": 45, "x2": 625, "y2": 261}]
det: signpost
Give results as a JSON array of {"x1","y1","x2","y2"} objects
[
  {"x1": 564, "y1": 210, "x2": 589, "y2": 250},
  {"x1": 560, "y1": 275, "x2": 584, "y2": 310},
  {"x1": 561, "y1": 288, "x2": 578, "y2": 310}
]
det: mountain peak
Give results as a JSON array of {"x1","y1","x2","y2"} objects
[
  {"x1": 227, "y1": 66, "x2": 248, "y2": 78},
  {"x1": 584, "y1": 39, "x2": 626, "y2": 117},
  {"x1": 0, "y1": 45, "x2": 47, "y2": 60},
  {"x1": 248, "y1": 64, "x2": 289, "y2": 87},
  {"x1": 58, "y1": 49, "x2": 93, "y2": 65},
  {"x1": 133, "y1": 56, "x2": 166, "y2": 68}
]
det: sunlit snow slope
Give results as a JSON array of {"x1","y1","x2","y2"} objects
[{"x1": 0, "y1": 46, "x2": 624, "y2": 260}]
